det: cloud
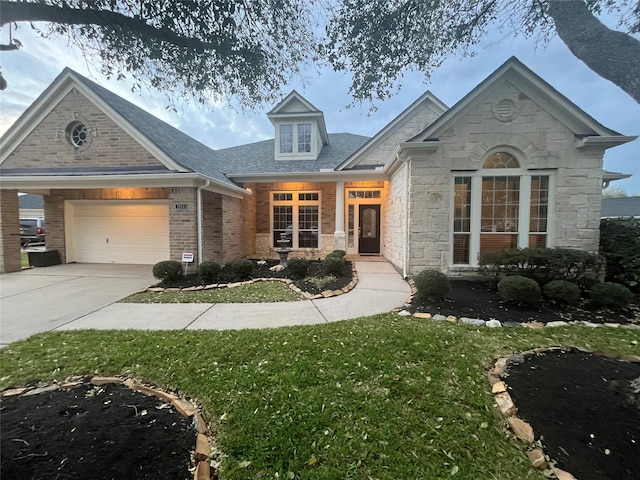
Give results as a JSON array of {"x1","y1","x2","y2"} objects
[{"x1": 1, "y1": 19, "x2": 638, "y2": 193}]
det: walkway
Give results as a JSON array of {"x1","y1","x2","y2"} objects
[{"x1": 1, "y1": 261, "x2": 411, "y2": 344}]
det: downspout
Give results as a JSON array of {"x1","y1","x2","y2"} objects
[
  {"x1": 196, "y1": 180, "x2": 210, "y2": 265},
  {"x1": 403, "y1": 158, "x2": 410, "y2": 280}
]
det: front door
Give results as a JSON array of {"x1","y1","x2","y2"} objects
[{"x1": 358, "y1": 204, "x2": 380, "y2": 254}]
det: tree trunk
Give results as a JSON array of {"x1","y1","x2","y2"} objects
[{"x1": 548, "y1": 0, "x2": 640, "y2": 104}]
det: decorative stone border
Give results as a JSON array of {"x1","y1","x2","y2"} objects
[
  {"x1": 488, "y1": 347, "x2": 640, "y2": 480},
  {"x1": 399, "y1": 282, "x2": 640, "y2": 331},
  {"x1": 142, "y1": 264, "x2": 359, "y2": 300},
  {"x1": 1, "y1": 376, "x2": 215, "y2": 480}
]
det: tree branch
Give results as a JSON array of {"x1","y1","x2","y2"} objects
[
  {"x1": 548, "y1": 0, "x2": 640, "y2": 104},
  {"x1": 0, "y1": 0, "x2": 221, "y2": 52}
]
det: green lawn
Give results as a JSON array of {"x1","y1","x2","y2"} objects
[
  {"x1": 121, "y1": 281, "x2": 303, "y2": 303},
  {"x1": 1, "y1": 318, "x2": 637, "y2": 479},
  {"x1": 20, "y1": 252, "x2": 29, "y2": 268}
]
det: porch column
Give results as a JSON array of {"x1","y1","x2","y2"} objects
[
  {"x1": 0, "y1": 190, "x2": 22, "y2": 273},
  {"x1": 333, "y1": 181, "x2": 346, "y2": 250}
]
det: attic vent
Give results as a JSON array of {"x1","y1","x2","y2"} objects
[{"x1": 493, "y1": 99, "x2": 518, "y2": 122}]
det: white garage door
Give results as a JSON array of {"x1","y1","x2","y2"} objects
[{"x1": 70, "y1": 202, "x2": 170, "y2": 264}]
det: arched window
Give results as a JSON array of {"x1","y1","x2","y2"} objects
[{"x1": 452, "y1": 151, "x2": 552, "y2": 266}]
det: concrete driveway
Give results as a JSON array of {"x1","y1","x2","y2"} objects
[{"x1": 0, "y1": 264, "x2": 155, "y2": 346}]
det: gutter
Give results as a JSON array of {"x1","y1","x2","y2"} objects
[
  {"x1": 403, "y1": 158, "x2": 410, "y2": 280},
  {"x1": 196, "y1": 180, "x2": 210, "y2": 265}
]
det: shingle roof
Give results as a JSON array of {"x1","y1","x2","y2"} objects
[
  {"x1": 601, "y1": 196, "x2": 640, "y2": 218},
  {"x1": 71, "y1": 70, "x2": 235, "y2": 186},
  {"x1": 215, "y1": 133, "x2": 371, "y2": 175},
  {"x1": 71, "y1": 70, "x2": 369, "y2": 180}
]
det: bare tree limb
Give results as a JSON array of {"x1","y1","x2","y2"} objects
[{"x1": 548, "y1": 0, "x2": 640, "y2": 103}]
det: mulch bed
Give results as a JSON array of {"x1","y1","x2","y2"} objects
[
  {"x1": 1, "y1": 383, "x2": 195, "y2": 480},
  {"x1": 158, "y1": 259, "x2": 353, "y2": 296},
  {"x1": 409, "y1": 278, "x2": 640, "y2": 325},
  {"x1": 503, "y1": 350, "x2": 640, "y2": 480}
]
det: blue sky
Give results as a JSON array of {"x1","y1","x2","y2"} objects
[{"x1": 1, "y1": 19, "x2": 639, "y2": 193}]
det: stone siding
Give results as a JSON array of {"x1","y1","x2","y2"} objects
[
  {"x1": 355, "y1": 103, "x2": 441, "y2": 166},
  {"x1": 384, "y1": 165, "x2": 408, "y2": 274},
  {"x1": 1, "y1": 89, "x2": 167, "y2": 170},
  {"x1": 406, "y1": 80, "x2": 607, "y2": 275}
]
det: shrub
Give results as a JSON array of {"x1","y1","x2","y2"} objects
[
  {"x1": 590, "y1": 282, "x2": 633, "y2": 308},
  {"x1": 198, "y1": 261, "x2": 222, "y2": 283},
  {"x1": 327, "y1": 250, "x2": 347, "y2": 259},
  {"x1": 413, "y1": 269, "x2": 449, "y2": 301},
  {"x1": 479, "y1": 248, "x2": 603, "y2": 286},
  {"x1": 600, "y1": 218, "x2": 640, "y2": 292},
  {"x1": 543, "y1": 280, "x2": 581, "y2": 305},
  {"x1": 152, "y1": 260, "x2": 184, "y2": 282},
  {"x1": 323, "y1": 255, "x2": 345, "y2": 276},
  {"x1": 287, "y1": 257, "x2": 310, "y2": 279},
  {"x1": 231, "y1": 258, "x2": 253, "y2": 279},
  {"x1": 498, "y1": 275, "x2": 541, "y2": 306}
]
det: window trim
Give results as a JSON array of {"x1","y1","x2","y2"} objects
[
  {"x1": 451, "y1": 169, "x2": 555, "y2": 267},
  {"x1": 270, "y1": 190, "x2": 321, "y2": 249},
  {"x1": 275, "y1": 122, "x2": 316, "y2": 160}
]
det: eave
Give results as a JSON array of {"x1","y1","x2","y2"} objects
[{"x1": 576, "y1": 136, "x2": 638, "y2": 149}]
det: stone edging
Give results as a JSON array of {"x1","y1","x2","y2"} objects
[
  {"x1": 488, "y1": 347, "x2": 640, "y2": 480},
  {"x1": 398, "y1": 282, "x2": 640, "y2": 331},
  {"x1": 143, "y1": 264, "x2": 359, "y2": 300},
  {"x1": 1, "y1": 376, "x2": 215, "y2": 480}
]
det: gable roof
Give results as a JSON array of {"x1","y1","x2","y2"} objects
[
  {"x1": 601, "y1": 196, "x2": 640, "y2": 218},
  {"x1": 409, "y1": 57, "x2": 634, "y2": 147},
  {"x1": 267, "y1": 90, "x2": 330, "y2": 146},
  {"x1": 337, "y1": 91, "x2": 448, "y2": 170},
  {"x1": 0, "y1": 68, "x2": 244, "y2": 193}
]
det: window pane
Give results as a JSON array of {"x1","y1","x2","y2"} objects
[
  {"x1": 297, "y1": 124, "x2": 312, "y2": 153},
  {"x1": 348, "y1": 205, "x2": 355, "y2": 248},
  {"x1": 273, "y1": 193, "x2": 293, "y2": 201},
  {"x1": 529, "y1": 234, "x2": 547, "y2": 249},
  {"x1": 273, "y1": 205, "x2": 292, "y2": 246},
  {"x1": 298, "y1": 205, "x2": 318, "y2": 248},
  {"x1": 530, "y1": 175, "x2": 549, "y2": 233},
  {"x1": 453, "y1": 234, "x2": 470, "y2": 264},
  {"x1": 280, "y1": 125, "x2": 293, "y2": 153},
  {"x1": 480, "y1": 234, "x2": 518, "y2": 256},
  {"x1": 298, "y1": 193, "x2": 319, "y2": 201},
  {"x1": 482, "y1": 152, "x2": 520, "y2": 169},
  {"x1": 481, "y1": 176, "x2": 519, "y2": 233},
  {"x1": 454, "y1": 177, "x2": 471, "y2": 233}
]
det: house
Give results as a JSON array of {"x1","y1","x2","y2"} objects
[
  {"x1": 18, "y1": 193, "x2": 44, "y2": 218},
  {"x1": 601, "y1": 196, "x2": 640, "y2": 218},
  {"x1": 0, "y1": 57, "x2": 635, "y2": 275}
]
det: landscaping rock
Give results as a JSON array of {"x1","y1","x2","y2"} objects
[
  {"x1": 522, "y1": 321, "x2": 544, "y2": 329},
  {"x1": 545, "y1": 321, "x2": 569, "y2": 328},
  {"x1": 23, "y1": 385, "x2": 59, "y2": 396},
  {"x1": 507, "y1": 417, "x2": 534, "y2": 443},
  {"x1": 397, "y1": 310, "x2": 412, "y2": 317},
  {"x1": 494, "y1": 392, "x2": 517, "y2": 417},
  {"x1": 413, "y1": 312, "x2": 432, "y2": 319},
  {"x1": 491, "y1": 381, "x2": 507, "y2": 394},
  {"x1": 432, "y1": 314, "x2": 447, "y2": 321},
  {"x1": 446, "y1": 315, "x2": 457, "y2": 322},
  {"x1": 554, "y1": 468, "x2": 578, "y2": 480},
  {"x1": 486, "y1": 319, "x2": 502, "y2": 328},
  {"x1": 460, "y1": 317, "x2": 485, "y2": 326},
  {"x1": 527, "y1": 449, "x2": 547, "y2": 470}
]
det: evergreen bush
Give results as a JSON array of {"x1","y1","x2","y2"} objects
[
  {"x1": 231, "y1": 258, "x2": 253, "y2": 279},
  {"x1": 590, "y1": 282, "x2": 633, "y2": 308},
  {"x1": 323, "y1": 255, "x2": 345, "y2": 276},
  {"x1": 599, "y1": 218, "x2": 640, "y2": 292},
  {"x1": 543, "y1": 280, "x2": 581, "y2": 305},
  {"x1": 287, "y1": 257, "x2": 310, "y2": 279},
  {"x1": 413, "y1": 269, "x2": 450, "y2": 301},
  {"x1": 498, "y1": 275, "x2": 541, "y2": 306},
  {"x1": 198, "y1": 261, "x2": 222, "y2": 283},
  {"x1": 152, "y1": 260, "x2": 184, "y2": 282}
]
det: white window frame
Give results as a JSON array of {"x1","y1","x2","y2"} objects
[
  {"x1": 275, "y1": 122, "x2": 316, "y2": 160},
  {"x1": 451, "y1": 169, "x2": 555, "y2": 267},
  {"x1": 271, "y1": 191, "x2": 321, "y2": 249}
]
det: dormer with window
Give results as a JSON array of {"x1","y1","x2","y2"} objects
[{"x1": 267, "y1": 91, "x2": 330, "y2": 160}]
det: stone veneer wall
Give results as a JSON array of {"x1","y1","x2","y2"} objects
[
  {"x1": 1, "y1": 89, "x2": 167, "y2": 170},
  {"x1": 405, "y1": 80, "x2": 607, "y2": 276},
  {"x1": 384, "y1": 165, "x2": 408, "y2": 274},
  {"x1": 355, "y1": 103, "x2": 441, "y2": 166},
  {"x1": 0, "y1": 190, "x2": 21, "y2": 273}
]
